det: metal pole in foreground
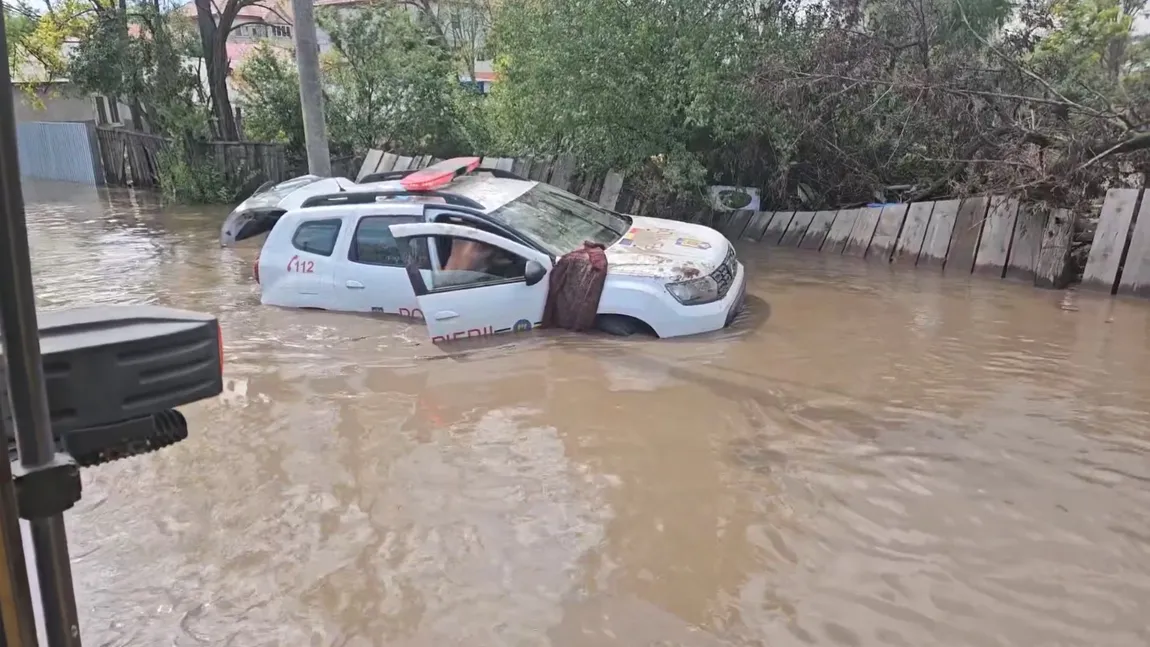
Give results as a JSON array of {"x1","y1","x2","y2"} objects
[
  {"x1": 0, "y1": 11, "x2": 82, "y2": 647},
  {"x1": 290, "y1": 0, "x2": 332, "y2": 177},
  {"x1": 0, "y1": 422, "x2": 38, "y2": 647}
]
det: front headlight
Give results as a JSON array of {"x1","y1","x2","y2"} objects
[{"x1": 666, "y1": 275, "x2": 720, "y2": 305}]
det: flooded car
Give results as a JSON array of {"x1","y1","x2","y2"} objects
[{"x1": 220, "y1": 158, "x2": 747, "y2": 340}]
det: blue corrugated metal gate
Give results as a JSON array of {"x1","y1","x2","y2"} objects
[{"x1": 15, "y1": 121, "x2": 104, "y2": 185}]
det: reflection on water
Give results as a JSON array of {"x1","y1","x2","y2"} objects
[{"x1": 20, "y1": 179, "x2": 1150, "y2": 646}]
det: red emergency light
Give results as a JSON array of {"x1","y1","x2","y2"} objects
[{"x1": 400, "y1": 157, "x2": 482, "y2": 191}]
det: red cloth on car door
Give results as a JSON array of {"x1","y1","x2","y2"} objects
[{"x1": 541, "y1": 242, "x2": 608, "y2": 332}]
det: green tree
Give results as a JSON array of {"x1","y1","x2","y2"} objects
[
  {"x1": 68, "y1": 2, "x2": 204, "y2": 136},
  {"x1": 6, "y1": 0, "x2": 89, "y2": 85},
  {"x1": 234, "y1": 42, "x2": 306, "y2": 157},
  {"x1": 402, "y1": 0, "x2": 494, "y2": 87},
  {"x1": 488, "y1": 0, "x2": 763, "y2": 188},
  {"x1": 317, "y1": 3, "x2": 476, "y2": 155},
  {"x1": 748, "y1": 0, "x2": 1149, "y2": 208}
]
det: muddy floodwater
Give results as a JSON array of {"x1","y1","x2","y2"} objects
[{"x1": 19, "y1": 180, "x2": 1150, "y2": 646}]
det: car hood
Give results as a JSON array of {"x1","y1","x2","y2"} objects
[{"x1": 604, "y1": 216, "x2": 730, "y2": 280}]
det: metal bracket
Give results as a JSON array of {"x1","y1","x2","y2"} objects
[{"x1": 11, "y1": 454, "x2": 81, "y2": 520}]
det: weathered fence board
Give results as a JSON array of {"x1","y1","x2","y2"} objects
[
  {"x1": 493, "y1": 157, "x2": 515, "y2": 172},
  {"x1": 205, "y1": 141, "x2": 289, "y2": 185},
  {"x1": 742, "y1": 211, "x2": 774, "y2": 241},
  {"x1": 96, "y1": 127, "x2": 127, "y2": 185},
  {"x1": 843, "y1": 206, "x2": 883, "y2": 257},
  {"x1": 1004, "y1": 204, "x2": 1046, "y2": 282},
  {"x1": 357, "y1": 149, "x2": 382, "y2": 181},
  {"x1": 1117, "y1": 191, "x2": 1150, "y2": 297},
  {"x1": 394, "y1": 155, "x2": 415, "y2": 171},
  {"x1": 780, "y1": 211, "x2": 816, "y2": 247},
  {"x1": 548, "y1": 155, "x2": 573, "y2": 188},
  {"x1": 1036, "y1": 208, "x2": 1075, "y2": 289},
  {"x1": 892, "y1": 202, "x2": 934, "y2": 264},
  {"x1": 96, "y1": 127, "x2": 166, "y2": 187},
  {"x1": 528, "y1": 155, "x2": 553, "y2": 182},
  {"x1": 1082, "y1": 188, "x2": 1141, "y2": 293},
  {"x1": 598, "y1": 171, "x2": 625, "y2": 210},
  {"x1": 973, "y1": 196, "x2": 1019, "y2": 277},
  {"x1": 511, "y1": 157, "x2": 532, "y2": 178},
  {"x1": 918, "y1": 199, "x2": 960, "y2": 267},
  {"x1": 867, "y1": 203, "x2": 909, "y2": 262},
  {"x1": 377, "y1": 152, "x2": 398, "y2": 173},
  {"x1": 800, "y1": 210, "x2": 838, "y2": 250},
  {"x1": 945, "y1": 197, "x2": 990, "y2": 274},
  {"x1": 720, "y1": 210, "x2": 754, "y2": 239},
  {"x1": 762, "y1": 211, "x2": 795, "y2": 245},
  {"x1": 823, "y1": 208, "x2": 859, "y2": 254}
]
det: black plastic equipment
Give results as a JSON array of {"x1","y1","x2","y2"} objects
[{"x1": 7, "y1": 306, "x2": 223, "y2": 467}]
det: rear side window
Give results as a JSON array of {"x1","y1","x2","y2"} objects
[
  {"x1": 350, "y1": 216, "x2": 421, "y2": 266},
  {"x1": 292, "y1": 219, "x2": 341, "y2": 256}
]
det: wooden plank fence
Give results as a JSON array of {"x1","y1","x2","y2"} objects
[
  {"x1": 96, "y1": 127, "x2": 167, "y2": 187},
  {"x1": 710, "y1": 188, "x2": 1150, "y2": 294},
  {"x1": 356, "y1": 150, "x2": 1149, "y2": 298},
  {"x1": 97, "y1": 127, "x2": 300, "y2": 189},
  {"x1": 356, "y1": 150, "x2": 647, "y2": 213}
]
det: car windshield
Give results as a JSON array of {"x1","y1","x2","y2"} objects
[{"x1": 486, "y1": 183, "x2": 631, "y2": 255}]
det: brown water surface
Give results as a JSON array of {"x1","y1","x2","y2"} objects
[{"x1": 21, "y1": 180, "x2": 1150, "y2": 646}]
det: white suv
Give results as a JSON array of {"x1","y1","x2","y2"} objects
[{"x1": 220, "y1": 158, "x2": 746, "y2": 340}]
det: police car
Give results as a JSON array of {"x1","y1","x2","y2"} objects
[{"x1": 219, "y1": 157, "x2": 746, "y2": 340}]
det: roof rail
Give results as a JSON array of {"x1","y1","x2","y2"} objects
[
  {"x1": 357, "y1": 167, "x2": 529, "y2": 185},
  {"x1": 357, "y1": 170, "x2": 416, "y2": 184},
  {"x1": 299, "y1": 190, "x2": 485, "y2": 210}
]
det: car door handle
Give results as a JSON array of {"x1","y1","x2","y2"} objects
[
  {"x1": 433, "y1": 311, "x2": 459, "y2": 321},
  {"x1": 345, "y1": 280, "x2": 365, "y2": 289}
]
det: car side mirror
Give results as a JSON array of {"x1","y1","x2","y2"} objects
[{"x1": 524, "y1": 260, "x2": 547, "y2": 286}]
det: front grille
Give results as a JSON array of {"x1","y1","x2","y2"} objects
[{"x1": 711, "y1": 245, "x2": 737, "y2": 298}]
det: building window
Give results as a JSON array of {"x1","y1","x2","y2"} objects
[
  {"x1": 238, "y1": 23, "x2": 271, "y2": 38},
  {"x1": 271, "y1": 25, "x2": 292, "y2": 38}
]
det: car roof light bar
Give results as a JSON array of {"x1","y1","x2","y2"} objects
[
  {"x1": 359, "y1": 166, "x2": 528, "y2": 185},
  {"x1": 399, "y1": 157, "x2": 481, "y2": 191}
]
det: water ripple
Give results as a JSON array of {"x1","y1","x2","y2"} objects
[{"x1": 19, "y1": 183, "x2": 1150, "y2": 646}]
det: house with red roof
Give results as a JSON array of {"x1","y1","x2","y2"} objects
[
  {"x1": 176, "y1": 0, "x2": 296, "y2": 73},
  {"x1": 178, "y1": 0, "x2": 496, "y2": 94}
]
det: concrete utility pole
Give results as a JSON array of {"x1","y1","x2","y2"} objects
[{"x1": 290, "y1": 0, "x2": 332, "y2": 176}]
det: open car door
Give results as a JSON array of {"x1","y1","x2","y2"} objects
[{"x1": 389, "y1": 222, "x2": 553, "y2": 343}]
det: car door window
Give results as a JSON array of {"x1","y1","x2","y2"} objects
[
  {"x1": 417, "y1": 235, "x2": 528, "y2": 291},
  {"x1": 292, "y1": 219, "x2": 341, "y2": 256},
  {"x1": 350, "y1": 216, "x2": 430, "y2": 268}
]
